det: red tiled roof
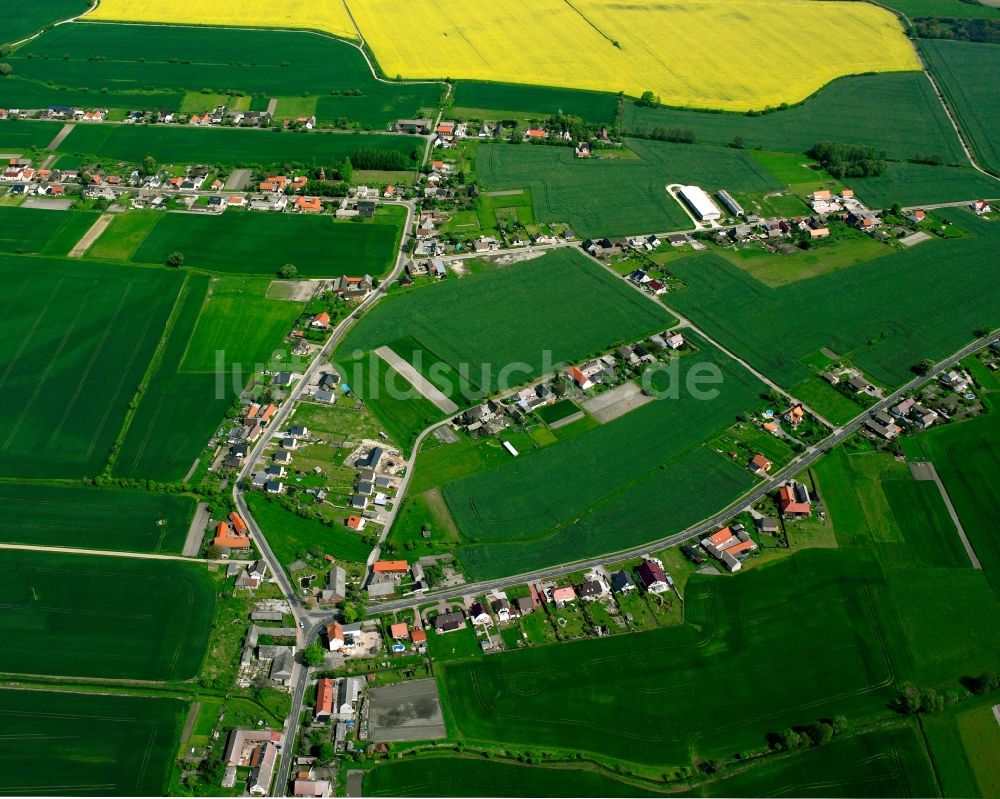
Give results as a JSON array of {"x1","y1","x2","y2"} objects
[{"x1": 373, "y1": 560, "x2": 408, "y2": 573}]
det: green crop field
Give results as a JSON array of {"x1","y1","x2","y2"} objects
[
  {"x1": 438, "y1": 550, "x2": 897, "y2": 765},
  {"x1": 687, "y1": 724, "x2": 938, "y2": 798},
  {"x1": 475, "y1": 139, "x2": 781, "y2": 237},
  {"x1": 0, "y1": 549, "x2": 214, "y2": 680},
  {"x1": 129, "y1": 209, "x2": 402, "y2": 278},
  {"x1": 850, "y1": 162, "x2": 1000, "y2": 208},
  {"x1": 10, "y1": 22, "x2": 440, "y2": 128},
  {"x1": 921, "y1": 39, "x2": 1000, "y2": 175},
  {"x1": 0, "y1": 119, "x2": 63, "y2": 150},
  {"x1": 622, "y1": 72, "x2": 966, "y2": 164},
  {"x1": 0, "y1": 205, "x2": 99, "y2": 256},
  {"x1": 0, "y1": 482, "x2": 195, "y2": 553},
  {"x1": 245, "y1": 493, "x2": 372, "y2": 566},
  {"x1": 115, "y1": 273, "x2": 301, "y2": 481},
  {"x1": 0, "y1": 688, "x2": 186, "y2": 796},
  {"x1": 58, "y1": 123, "x2": 421, "y2": 169},
  {"x1": 814, "y1": 446, "x2": 1000, "y2": 686},
  {"x1": 886, "y1": 0, "x2": 1000, "y2": 18},
  {"x1": 449, "y1": 341, "x2": 763, "y2": 579},
  {"x1": 341, "y1": 249, "x2": 675, "y2": 393},
  {"x1": 1, "y1": 0, "x2": 89, "y2": 46},
  {"x1": 365, "y1": 756, "x2": 665, "y2": 797},
  {"x1": 0, "y1": 255, "x2": 182, "y2": 479},
  {"x1": 664, "y1": 219, "x2": 1000, "y2": 395},
  {"x1": 452, "y1": 81, "x2": 618, "y2": 122},
  {"x1": 86, "y1": 211, "x2": 161, "y2": 261},
  {"x1": 905, "y1": 413, "x2": 1000, "y2": 600}
]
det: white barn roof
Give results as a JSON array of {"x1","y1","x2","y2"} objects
[{"x1": 678, "y1": 185, "x2": 721, "y2": 221}]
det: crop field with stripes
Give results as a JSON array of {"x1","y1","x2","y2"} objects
[
  {"x1": 0, "y1": 550, "x2": 214, "y2": 680},
  {"x1": 0, "y1": 256, "x2": 183, "y2": 479},
  {"x1": 0, "y1": 688, "x2": 186, "y2": 796}
]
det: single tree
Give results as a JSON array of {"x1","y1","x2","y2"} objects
[
  {"x1": 0, "y1": 63, "x2": 13, "y2": 77},
  {"x1": 166, "y1": 251, "x2": 184, "y2": 267},
  {"x1": 278, "y1": 263, "x2": 298, "y2": 279},
  {"x1": 639, "y1": 90, "x2": 660, "y2": 107},
  {"x1": 303, "y1": 642, "x2": 326, "y2": 666}
]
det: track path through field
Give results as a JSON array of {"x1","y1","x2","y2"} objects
[
  {"x1": 908, "y1": 460, "x2": 982, "y2": 569},
  {"x1": 0, "y1": 542, "x2": 249, "y2": 565},
  {"x1": 67, "y1": 213, "x2": 113, "y2": 257}
]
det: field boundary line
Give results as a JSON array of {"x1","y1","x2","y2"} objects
[
  {"x1": 907, "y1": 460, "x2": 982, "y2": 569},
  {"x1": 0, "y1": 541, "x2": 246, "y2": 564}
]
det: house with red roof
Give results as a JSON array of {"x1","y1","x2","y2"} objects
[
  {"x1": 373, "y1": 560, "x2": 408, "y2": 575},
  {"x1": 326, "y1": 621, "x2": 345, "y2": 651},
  {"x1": 315, "y1": 677, "x2": 335, "y2": 721},
  {"x1": 229, "y1": 512, "x2": 249, "y2": 535},
  {"x1": 295, "y1": 196, "x2": 322, "y2": 213},
  {"x1": 389, "y1": 622, "x2": 409, "y2": 640},
  {"x1": 750, "y1": 453, "x2": 772, "y2": 474},
  {"x1": 567, "y1": 365, "x2": 593, "y2": 390},
  {"x1": 311, "y1": 312, "x2": 331, "y2": 329},
  {"x1": 778, "y1": 481, "x2": 811, "y2": 517}
]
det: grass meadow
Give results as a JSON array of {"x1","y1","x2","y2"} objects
[
  {"x1": 438, "y1": 550, "x2": 897, "y2": 765},
  {"x1": 0, "y1": 206, "x2": 100, "y2": 256},
  {"x1": 11, "y1": 23, "x2": 440, "y2": 128},
  {"x1": 475, "y1": 139, "x2": 781, "y2": 237},
  {"x1": 245, "y1": 493, "x2": 372, "y2": 567},
  {"x1": 919, "y1": 39, "x2": 1000, "y2": 175},
  {"x1": 0, "y1": 549, "x2": 214, "y2": 680},
  {"x1": 623, "y1": 72, "x2": 966, "y2": 164},
  {"x1": 59, "y1": 123, "x2": 421, "y2": 169},
  {"x1": 665, "y1": 217, "x2": 999, "y2": 395},
  {"x1": 128, "y1": 209, "x2": 403, "y2": 277},
  {"x1": 0, "y1": 256, "x2": 182, "y2": 479},
  {"x1": 0, "y1": 482, "x2": 195, "y2": 553},
  {"x1": 0, "y1": 688, "x2": 186, "y2": 796}
]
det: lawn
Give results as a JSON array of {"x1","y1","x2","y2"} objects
[
  {"x1": 180, "y1": 277, "x2": 302, "y2": 372},
  {"x1": 451, "y1": 81, "x2": 618, "y2": 123},
  {"x1": 0, "y1": 549, "x2": 214, "y2": 680},
  {"x1": 0, "y1": 255, "x2": 182, "y2": 479},
  {"x1": 665, "y1": 220, "x2": 1000, "y2": 393},
  {"x1": 12, "y1": 23, "x2": 440, "y2": 128},
  {"x1": 245, "y1": 493, "x2": 373, "y2": 568},
  {"x1": 340, "y1": 249, "x2": 676, "y2": 396},
  {"x1": 623, "y1": 71, "x2": 965, "y2": 164},
  {"x1": 86, "y1": 211, "x2": 161, "y2": 261},
  {"x1": 0, "y1": 482, "x2": 195, "y2": 553},
  {"x1": 0, "y1": 688, "x2": 187, "y2": 796},
  {"x1": 130, "y1": 210, "x2": 402, "y2": 278},
  {"x1": 475, "y1": 138, "x2": 782, "y2": 237},
  {"x1": 0, "y1": 205, "x2": 99, "y2": 256},
  {"x1": 365, "y1": 756, "x2": 665, "y2": 797},
  {"x1": 0, "y1": 119, "x2": 63, "y2": 150},
  {"x1": 922, "y1": 39, "x2": 1000, "y2": 175},
  {"x1": 448, "y1": 340, "x2": 765, "y2": 579},
  {"x1": 58, "y1": 123, "x2": 422, "y2": 169},
  {"x1": 534, "y1": 399, "x2": 580, "y2": 425},
  {"x1": 346, "y1": 0, "x2": 917, "y2": 111},
  {"x1": 437, "y1": 550, "x2": 898, "y2": 765}
]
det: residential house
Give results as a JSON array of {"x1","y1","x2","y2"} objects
[
  {"x1": 434, "y1": 611, "x2": 466, "y2": 633},
  {"x1": 389, "y1": 622, "x2": 409, "y2": 640},
  {"x1": 469, "y1": 602, "x2": 491, "y2": 625},
  {"x1": 515, "y1": 596, "x2": 535, "y2": 616},
  {"x1": 549, "y1": 586, "x2": 576, "y2": 606},
  {"x1": 750, "y1": 453, "x2": 772, "y2": 475},
  {"x1": 491, "y1": 598, "x2": 512, "y2": 622},
  {"x1": 756, "y1": 516, "x2": 780, "y2": 534},
  {"x1": 636, "y1": 560, "x2": 669, "y2": 593},
  {"x1": 315, "y1": 677, "x2": 335, "y2": 721},
  {"x1": 294, "y1": 779, "x2": 332, "y2": 798},
  {"x1": 970, "y1": 200, "x2": 991, "y2": 215},
  {"x1": 611, "y1": 569, "x2": 636, "y2": 594},
  {"x1": 778, "y1": 481, "x2": 811, "y2": 517},
  {"x1": 326, "y1": 621, "x2": 345, "y2": 651},
  {"x1": 576, "y1": 579, "x2": 606, "y2": 601}
]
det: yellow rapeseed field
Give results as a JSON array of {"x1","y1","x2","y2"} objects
[
  {"x1": 86, "y1": 0, "x2": 358, "y2": 41},
  {"x1": 347, "y1": 0, "x2": 920, "y2": 111}
]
